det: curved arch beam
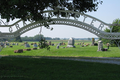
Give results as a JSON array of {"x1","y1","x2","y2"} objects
[
  {"x1": 0, "y1": 10, "x2": 120, "y2": 39},
  {"x1": 1, "y1": 18, "x2": 120, "y2": 40}
]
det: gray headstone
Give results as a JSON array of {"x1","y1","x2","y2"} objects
[
  {"x1": 80, "y1": 43, "x2": 81, "y2": 45},
  {"x1": 56, "y1": 45, "x2": 59, "y2": 49},
  {"x1": 0, "y1": 42, "x2": 4, "y2": 46},
  {"x1": 62, "y1": 47, "x2": 65, "y2": 48},
  {"x1": 58, "y1": 43, "x2": 61, "y2": 46},
  {"x1": 97, "y1": 41, "x2": 103, "y2": 51},
  {"x1": 0, "y1": 42, "x2": 4, "y2": 48},
  {"x1": 33, "y1": 44, "x2": 38, "y2": 47},
  {"x1": 61, "y1": 42, "x2": 63, "y2": 45},
  {"x1": 67, "y1": 37, "x2": 75, "y2": 47},
  {"x1": 49, "y1": 41, "x2": 51, "y2": 45},
  {"x1": 51, "y1": 43, "x2": 54, "y2": 46},
  {"x1": 82, "y1": 42, "x2": 84, "y2": 44},
  {"x1": 16, "y1": 43, "x2": 18, "y2": 45},
  {"x1": 25, "y1": 44, "x2": 30, "y2": 47},
  {"x1": 6, "y1": 43, "x2": 9, "y2": 46},
  {"x1": 12, "y1": 43, "x2": 15, "y2": 45}
]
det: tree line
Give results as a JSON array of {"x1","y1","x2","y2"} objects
[{"x1": 21, "y1": 34, "x2": 60, "y2": 41}]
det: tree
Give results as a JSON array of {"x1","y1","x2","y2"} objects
[
  {"x1": 38, "y1": 38, "x2": 50, "y2": 50},
  {"x1": 14, "y1": 35, "x2": 22, "y2": 42},
  {"x1": 0, "y1": 0, "x2": 102, "y2": 23},
  {"x1": 102, "y1": 19, "x2": 120, "y2": 47},
  {"x1": 21, "y1": 34, "x2": 44, "y2": 41},
  {"x1": 0, "y1": 0, "x2": 102, "y2": 49},
  {"x1": 34, "y1": 34, "x2": 44, "y2": 41}
]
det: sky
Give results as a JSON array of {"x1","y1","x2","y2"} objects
[{"x1": 1, "y1": 0, "x2": 120, "y2": 38}]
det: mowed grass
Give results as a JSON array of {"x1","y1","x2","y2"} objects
[
  {"x1": 0, "y1": 40, "x2": 120, "y2": 57},
  {"x1": 0, "y1": 57, "x2": 120, "y2": 80},
  {"x1": 1, "y1": 40, "x2": 120, "y2": 80}
]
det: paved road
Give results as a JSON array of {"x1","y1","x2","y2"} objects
[{"x1": 1, "y1": 55, "x2": 120, "y2": 65}]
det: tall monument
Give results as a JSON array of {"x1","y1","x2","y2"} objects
[
  {"x1": 97, "y1": 40, "x2": 103, "y2": 51},
  {"x1": 67, "y1": 37, "x2": 75, "y2": 47}
]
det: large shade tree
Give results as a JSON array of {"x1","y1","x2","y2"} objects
[{"x1": 0, "y1": 0, "x2": 102, "y2": 22}]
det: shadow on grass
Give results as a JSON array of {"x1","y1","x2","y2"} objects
[{"x1": 0, "y1": 56, "x2": 120, "y2": 80}]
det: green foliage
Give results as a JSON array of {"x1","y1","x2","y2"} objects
[
  {"x1": 21, "y1": 34, "x2": 44, "y2": 41},
  {"x1": 102, "y1": 19, "x2": 120, "y2": 47},
  {"x1": 0, "y1": 0, "x2": 102, "y2": 22},
  {"x1": 21, "y1": 34, "x2": 60, "y2": 41},
  {"x1": 39, "y1": 37, "x2": 50, "y2": 50},
  {"x1": 14, "y1": 35, "x2": 22, "y2": 42},
  {"x1": 111, "y1": 19, "x2": 120, "y2": 32}
]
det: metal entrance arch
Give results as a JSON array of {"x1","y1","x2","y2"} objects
[{"x1": 0, "y1": 10, "x2": 120, "y2": 39}]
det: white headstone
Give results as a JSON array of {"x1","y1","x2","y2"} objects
[
  {"x1": 16, "y1": 43, "x2": 18, "y2": 45},
  {"x1": 98, "y1": 41, "x2": 103, "y2": 51},
  {"x1": 67, "y1": 37, "x2": 75, "y2": 47}
]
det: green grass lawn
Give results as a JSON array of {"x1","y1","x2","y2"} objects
[
  {"x1": 0, "y1": 40, "x2": 120, "y2": 80},
  {"x1": 0, "y1": 57, "x2": 120, "y2": 80},
  {"x1": 0, "y1": 40, "x2": 120, "y2": 57}
]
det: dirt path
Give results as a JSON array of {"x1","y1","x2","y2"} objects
[{"x1": 1, "y1": 55, "x2": 120, "y2": 65}]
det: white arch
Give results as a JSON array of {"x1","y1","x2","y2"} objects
[{"x1": 0, "y1": 10, "x2": 120, "y2": 39}]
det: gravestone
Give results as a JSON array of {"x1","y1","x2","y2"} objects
[
  {"x1": 14, "y1": 49, "x2": 23, "y2": 53},
  {"x1": 25, "y1": 43, "x2": 30, "y2": 47},
  {"x1": 63, "y1": 43, "x2": 65, "y2": 45},
  {"x1": 6, "y1": 43, "x2": 9, "y2": 46},
  {"x1": 107, "y1": 43, "x2": 110, "y2": 49},
  {"x1": 0, "y1": 42, "x2": 4, "y2": 48},
  {"x1": 16, "y1": 43, "x2": 18, "y2": 45},
  {"x1": 0, "y1": 42, "x2": 4, "y2": 46},
  {"x1": 56, "y1": 45, "x2": 59, "y2": 49},
  {"x1": 92, "y1": 38, "x2": 95, "y2": 46},
  {"x1": 33, "y1": 43, "x2": 38, "y2": 47},
  {"x1": 97, "y1": 41, "x2": 103, "y2": 51},
  {"x1": 82, "y1": 42, "x2": 84, "y2": 44},
  {"x1": 51, "y1": 43, "x2": 54, "y2": 46},
  {"x1": 67, "y1": 37, "x2": 75, "y2": 47},
  {"x1": 61, "y1": 42, "x2": 63, "y2": 45},
  {"x1": 48, "y1": 41, "x2": 51, "y2": 45},
  {"x1": 12, "y1": 43, "x2": 15, "y2": 45},
  {"x1": 80, "y1": 43, "x2": 81, "y2": 45},
  {"x1": 62, "y1": 47, "x2": 65, "y2": 48},
  {"x1": 58, "y1": 43, "x2": 61, "y2": 46}
]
